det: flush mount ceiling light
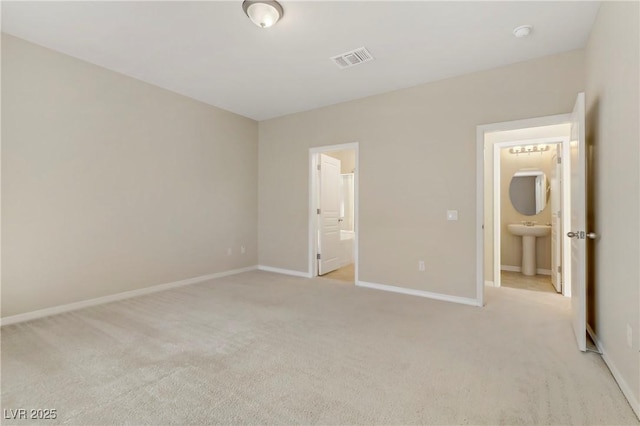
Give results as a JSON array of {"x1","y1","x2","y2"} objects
[
  {"x1": 242, "y1": 0, "x2": 283, "y2": 28},
  {"x1": 513, "y1": 25, "x2": 533, "y2": 38}
]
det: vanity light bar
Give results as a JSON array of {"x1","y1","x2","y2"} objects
[{"x1": 509, "y1": 145, "x2": 550, "y2": 155}]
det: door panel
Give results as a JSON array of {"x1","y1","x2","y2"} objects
[
  {"x1": 569, "y1": 92, "x2": 587, "y2": 352},
  {"x1": 550, "y1": 145, "x2": 562, "y2": 292},
  {"x1": 318, "y1": 154, "x2": 341, "y2": 275}
]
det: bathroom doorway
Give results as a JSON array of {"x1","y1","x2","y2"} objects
[
  {"x1": 309, "y1": 143, "x2": 358, "y2": 284},
  {"x1": 478, "y1": 93, "x2": 589, "y2": 352},
  {"x1": 486, "y1": 129, "x2": 571, "y2": 296},
  {"x1": 494, "y1": 139, "x2": 568, "y2": 295}
]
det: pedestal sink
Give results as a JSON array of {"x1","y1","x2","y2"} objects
[{"x1": 507, "y1": 224, "x2": 551, "y2": 276}]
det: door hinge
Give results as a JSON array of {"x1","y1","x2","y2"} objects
[
  {"x1": 317, "y1": 253, "x2": 321, "y2": 260},
  {"x1": 317, "y1": 164, "x2": 321, "y2": 171},
  {"x1": 558, "y1": 265, "x2": 562, "y2": 273},
  {"x1": 317, "y1": 208, "x2": 321, "y2": 214},
  {"x1": 557, "y1": 156, "x2": 562, "y2": 164}
]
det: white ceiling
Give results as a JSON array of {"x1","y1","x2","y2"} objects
[{"x1": 1, "y1": 1, "x2": 600, "y2": 121}]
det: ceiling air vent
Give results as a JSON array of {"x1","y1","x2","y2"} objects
[{"x1": 331, "y1": 47, "x2": 374, "y2": 69}]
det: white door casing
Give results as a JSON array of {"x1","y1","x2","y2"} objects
[
  {"x1": 478, "y1": 113, "x2": 574, "y2": 308},
  {"x1": 569, "y1": 92, "x2": 588, "y2": 352},
  {"x1": 551, "y1": 144, "x2": 562, "y2": 292},
  {"x1": 318, "y1": 154, "x2": 342, "y2": 275}
]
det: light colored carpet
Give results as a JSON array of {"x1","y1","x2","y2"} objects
[
  {"x1": 321, "y1": 263, "x2": 355, "y2": 282},
  {"x1": 1, "y1": 270, "x2": 637, "y2": 425}
]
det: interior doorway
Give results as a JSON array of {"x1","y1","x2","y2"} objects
[
  {"x1": 491, "y1": 137, "x2": 570, "y2": 296},
  {"x1": 476, "y1": 116, "x2": 573, "y2": 307},
  {"x1": 477, "y1": 92, "x2": 589, "y2": 353},
  {"x1": 309, "y1": 143, "x2": 359, "y2": 284}
]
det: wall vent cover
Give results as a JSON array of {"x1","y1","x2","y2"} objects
[{"x1": 331, "y1": 47, "x2": 374, "y2": 69}]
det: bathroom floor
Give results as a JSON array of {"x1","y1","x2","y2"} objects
[
  {"x1": 321, "y1": 263, "x2": 355, "y2": 283},
  {"x1": 500, "y1": 270, "x2": 558, "y2": 293}
]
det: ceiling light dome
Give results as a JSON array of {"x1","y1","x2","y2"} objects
[{"x1": 242, "y1": 0, "x2": 284, "y2": 28}]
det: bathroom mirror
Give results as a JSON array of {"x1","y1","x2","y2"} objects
[{"x1": 509, "y1": 169, "x2": 549, "y2": 216}]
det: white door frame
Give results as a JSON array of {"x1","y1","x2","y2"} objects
[
  {"x1": 309, "y1": 142, "x2": 359, "y2": 282},
  {"x1": 492, "y1": 137, "x2": 570, "y2": 291},
  {"x1": 476, "y1": 114, "x2": 571, "y2": 306}
]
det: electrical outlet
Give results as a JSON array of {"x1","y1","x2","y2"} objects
[
  {"x1": 241, "y1": 246, "x2": 246, "y2": 254},
  {"x1": 447, "y1": 210, "x2": 458, "y2": 221},
  {"x1": 627, "y1": 324, "x2": 633, "y2": 348},
  {"x1": 418, "y1": 260, "x2": 425, "y2": 272},
  {"x1": 226, "y1": 248, "x2": 232, "y2": 256}
]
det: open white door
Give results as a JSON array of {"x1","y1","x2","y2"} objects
[
  {"x1": 318, "y1": 154, "x2": 341, "y2": 275},
  {"x1": 550, "y1": 145, "x2": 562, "y2": 293},
  {"x1": 568, "y1": 92, "x2": 589, "y2": 352}
]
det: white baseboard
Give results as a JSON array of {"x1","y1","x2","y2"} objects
[
  {"x1": 587, "y1": 325, "x2": 640, "y2": 420},
  {"x1": 501, "y1": 265, "x2": 552, "y2": 276},
  {"x1": 0, "y1": 265, "x2": 258, "y2": 327},
  {"x1": 257, "y1": 265, "x2": 312, "y2": 278},
  {"x1": 485, "y1": 280, "x2": 496, "y2": 287},
  {"x1": 501, "y1": 265, "x2": 521, "y2": 272},
  {"x1": 357, "y1": 281, "x2": 481, "y2": 307}
]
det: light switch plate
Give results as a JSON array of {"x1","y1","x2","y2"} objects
[{"x1": 447, "y1": 210, "x2": 458, "y2": 221}]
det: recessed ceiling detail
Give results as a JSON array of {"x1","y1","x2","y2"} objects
[{"x1": 331, "y1": 47, "x2": 374, "y2": 69}]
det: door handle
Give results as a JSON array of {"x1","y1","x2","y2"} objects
[{"x1": 567, "y1": 231, "x2": 598, "y2": 239}]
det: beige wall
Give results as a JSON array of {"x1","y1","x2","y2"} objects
[
  {"x1": 325, "y1": 150, "x2": 356, "y2": 174},
  {"x1": 259, "y1": 49, "x2": 584, "y2": 299},
  {"x1": 500, "y1": 148, "x2": 554, "y2": 270},
  {"x1": 484, "y1": 124, "x2": 570, "y2": 283},
  {"x1": 585, "y1": 1, "x2": 640, "y2": 414},
  {"x1": 1, "y1": 35, "x2": 258, "y2": 317}
]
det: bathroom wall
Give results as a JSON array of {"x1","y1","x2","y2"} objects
[
  {"x1": 500, "y1": 147, "x2": 555, "y2": 271},
  {"x1": 325, "y1": 150, "x2": 356, "y2": 174},
  {"x1": 324, "y1": 150, "x2": 356, "y2": 233}
]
